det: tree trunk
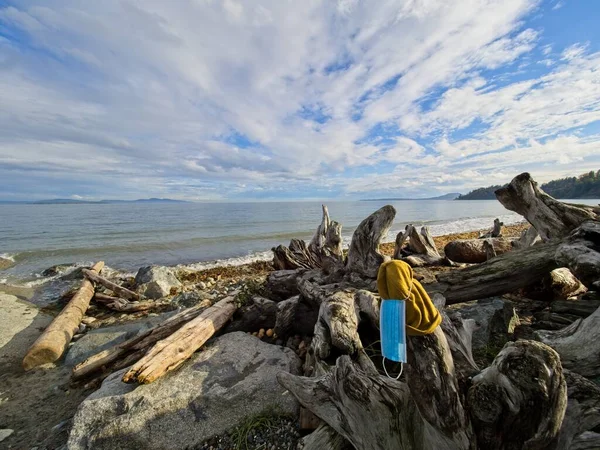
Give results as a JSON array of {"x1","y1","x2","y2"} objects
[
  {"x1": 265, "y1": 269, "x2": 302, "y2": 300},
  {"x1": 72, "y1": 299, "x2": 212, "y2": 380},
  {"x1": 550, "y1": 299, "x2": 600, "y2": 317},
  {"x1": 479, "y1": 218, "x2": 504, "y2": 238},
  {"x1": 83, "y1": 269, "x2": 141, "y2": 301},
  {"x1": 225, "y1": 296, "x2": 277, "y2": 332},
  {"x1": 394, "y1": 225, "x2": 448, "y2": 267},
  {"x1": 431, "y1": 242, "x2": 561, "y2": 304},
  {"x1": 444, "y1": 238, "x2": 513, "y2": 264},
  {"x1": 536, "y1": 303, "x2": 600, "y2": 378},
  {"x1": 512, "y1": 226, "x2": 541, "y2": 249},
  {"x1": 345, "y1": 205, "x2": 396, "y2": 278},
  {"x1": 122, "y1": 296, "x2": 237, "y2": 384},
  {"x1": 300, "y1": 424, "x2": 352, "y2": 450},
  {"x1": 555, "y1": 220, "x2": 600, "y2": 286},
  {"x1": 23, "y1": 261, "x2": 105, "y2": 370},
  {"x1": 495, "y1": 173, "x2": 600, "y2": 241},
  {"x1": 483, "y1": 239, "x2": 497, "y2": 260}
]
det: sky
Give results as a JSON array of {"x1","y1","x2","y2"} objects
[{"x1": 1, "y1": 0, "x2": 599, "y2": 201}]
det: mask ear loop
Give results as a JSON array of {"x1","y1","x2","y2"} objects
[{"x1": 382, "y1": 358, "x2": 403, "y2": 380}]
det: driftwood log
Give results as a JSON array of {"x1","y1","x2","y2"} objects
[
  {"x1": 394, "y1": 224, "x2": 449, "y2": 266},
  {"x1": 444, "y1": 237, "x2": 513, "y2": 264},
  {"x1": 512, "y1": 225, "x2": 541, "y2": 249},
  {"x1": 479, "y1": 218, "x2": 503, "y2": 238},
  {"x1": 82, "y1": 269, "x2": 141, "y2": 301},
  {"x1": 72, "y1": 299, "x2": 212, "y2": 380},
  {"x1": 273, "y1": 205, "x2": 343, "y2": 271},
  {"x1": 122, "y1": 296, "x2": 237, "y2": 384},
  {"x1": 93, "y1": 293, "x2": 154, "y2": 313},
  {"x1": 23, "y1": 261, "x2": 105, "y2": 370},
  {"x1": 495, "y1": 172, "x2": 600, "y2": 241}
]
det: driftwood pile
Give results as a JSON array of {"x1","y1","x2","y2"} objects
[{"x1": 22, "y1": 172, "x2": 600, "y2": 449}]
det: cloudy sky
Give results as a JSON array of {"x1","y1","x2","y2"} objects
[{"x1": 1, "y1": 0, "x2": 599, "y2": 201}]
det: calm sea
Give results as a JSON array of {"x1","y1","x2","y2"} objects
[{"x1": 1, "y1": 199, "x2": 598, "y2": 284}]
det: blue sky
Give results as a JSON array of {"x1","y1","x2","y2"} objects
[{"x1": 1, "y1": 0, "x2": 599, "y2": 201}]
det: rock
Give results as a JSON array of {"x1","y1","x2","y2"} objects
[
  {"x1": 64, "y1": 314, "x2": 172, "y2": 367},
  {"x1": 449, "y1": 297, "x2": 506, "y2": 349},
  {"x1": 266, "y1": 329, "x2": 274, "y2": 338},
  {"x1": 207, "y1": 277, "x2": 215, "y2": 284},
  {"x1": 444, "y1": 238, "x2": 513, "y2": 264},
  {"x1": 0, "y1": 257, "x2": 14, "y2": 271},
  {"x1": 0, "y1": 429, "x2": 14, "y2": 442},
  {"x1": 171, "y1": 291, "x2": 214, "y2": 308},
  {"x1": 41, "y1": 263, "x2": 72, "y2": 277},
  {"x1": 197, "y1": 281, "x2": 207, "y2": 290},
  {"x1": 67, "y1": 332, "x2": 301, "y2": 450},
  {"x1": 135, "y1": 266, "x2": 182, "y2": 299}
]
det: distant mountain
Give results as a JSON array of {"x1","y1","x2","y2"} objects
[
  {"x1": 457, "y1": 169, "x2": 600, "y2": 200},
  {"x1": 362, "y1": 193, "x2": 461, "y2": 201},
  {"x1": 0, "y1": 198, "x2": 190, "y2": 205}
]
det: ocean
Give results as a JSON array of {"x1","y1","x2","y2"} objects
[{"x1": 1, "y1": 199, "x2": 598, "y2": 285}]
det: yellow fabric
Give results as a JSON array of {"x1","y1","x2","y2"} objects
[{"x1": 377, "y1": 260, "x2": 442, "y2": 336}]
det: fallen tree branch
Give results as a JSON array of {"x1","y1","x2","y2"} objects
[
  {"x1": 83, "y1": 269, "x2": 141, "y2": 301},
  {"x1": 122, "y1": 296, "x2": 237, "y2": 384},
  {"x1": 23, "y1": 261, "x2": 105, "y2": 370}
]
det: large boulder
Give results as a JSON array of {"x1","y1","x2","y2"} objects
[
  {"x1": 135, "y1": 266, "x2": 182, "y2": 299},
  {"x1": 444, "y1": 238, "x2": 513, "y2": 263},
  {"x1": 67, "y1": 332, "x2": 301, "y2": 450}
]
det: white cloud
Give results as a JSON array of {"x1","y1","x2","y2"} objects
[{"x1": 0, "y1": 0, "x2": 598, "y2": 200}]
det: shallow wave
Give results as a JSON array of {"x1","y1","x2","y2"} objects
[{"x1": 0, "y1": 253, "x2": 16, "y2": 262}]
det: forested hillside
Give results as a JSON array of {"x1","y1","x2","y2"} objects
[{"x1": 457, "y1": 170, "x2": 600, "y2": 200}]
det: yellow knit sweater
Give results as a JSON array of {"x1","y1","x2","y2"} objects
[{"x1": 377, "y1": 260, "x2": 442, "y2": 336}]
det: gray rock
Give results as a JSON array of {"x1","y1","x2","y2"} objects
[
  {"x1": 67, "y1": 332, "x2": 301, "y2": 450},
  {"x1": 171, "y1": 290, "x2": 214, "y2": 308},
  {"x1": 449, "y1": 297, "x2": 506, "y2": 349},
  {"x1": 65, "y1": 314, "x2": 171, "y2": 367},
  {"x1": 135, "y1": 266, "x2": 182, "y2": 299},
  {"x1": 0, "y1": 429, "x2": 14, "y2": 442},
  {"x1": 0, "y1": 257, "x2": 14, "y2": 271}
]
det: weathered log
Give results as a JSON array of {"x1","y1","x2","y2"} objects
[
  {"x1": 93, "y1": 292, "x2": 155, "y2": 313},
  {"x1": 495, "y1": 173, "x2": 600, "y2": 241},
  {"x1": 479, "y1": 218, "x2": 503, "y2": 238},
  {"x1": 468, "y1": 340, "x2": 567, "y2": 450},
  {"x1": 444, "y1": 237, "x2": 513, "y2": 264},
  {"x1": 23, "y1": 261, "x2": 105, "y2": 370},
  {"x1": 72, "y1": 299, "x2": 212, "y2": 380},
  {"x1": 226, "y1": 296, "x2": 277, "y2": 332},
  {"x1": 82, "y1": 269, "x2": 141, "y2": 301},
  {"x1": 523, "y1": 268, "x2": 588, "y2": 301},
  {"x1": 265, "y1": 269, "x2": 302, "y2": 300},
  {"x1": 122, "y1": 296, "x2": 237, "y2": 383},
  {"x1": 570, "y1": 432, "x2": 600, "y2": 450},
  {"x1": 556, "y1": 369, "x2": 600, "y2": 449},
  {"x1": 394, "y1": 224, "x2": 448, "y2": 267},
  {"x1": 272, "y1": 205, "x2": 343, "y2": 271},
  {"x1": 536, "y1": 302, "x2": 600, "y2": 377},
  {"x1": 432, "y1": 241, "x2": 561, "y2": 304},
  {"x1": 300, "y1": 424, "x2": 352, "y2": 450},
  {"x1": 550, "y1": 299, "x2": 600, "y2": 317},
  {"x1": 273, "y1": 295, "x2": 319, "y2": 339},
  {"x1": 512, "y1": 225, "x2": 541, "y2": 249},
  {"x1": 345, "y1": 205, "x2": 395, "y2": 278},
  {"x1": 483, "y1": 239, "x2": 497, "y2": 260},
  {"x1": 555, "y1": 220, "x2": 600, "y2": 287}
]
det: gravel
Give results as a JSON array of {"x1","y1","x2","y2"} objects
[{"x1": 195, "y1": 416, "x2": 301, "y2": 450}]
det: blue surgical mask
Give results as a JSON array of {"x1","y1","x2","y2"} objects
[{"x1": 380, "y1": 298, "x2": 407, "y2": 379}]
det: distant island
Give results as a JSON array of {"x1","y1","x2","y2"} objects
[
  {"x1": 457, "y1": 170, "x2": 600, "y2": 200},
  {"x1": 362, "y1": 193, "x2": 460, "y2": 201},
  {"x1": 0, "y1": 198, "x2": 189, "y2": 205}
]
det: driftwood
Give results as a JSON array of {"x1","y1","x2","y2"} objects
[
  {"x1": 551, "y1": 299, "x2": 600, "y2": 317},
  {"x1": 82, "y1": 269, "x2": 141, "y2": 301},
  {"x1": 394, "y1": 224, "x2": 448, "y2": 266},
  {"x1": 482, "y1": 239, "x2": 497, "y2": 260},
  {"x1": 23, "y1": 261, "x2": 105, "y2": 370},
  {"x1": 265, "y1": 269, "x2": 302, "y2": 300},
  {"x1": 345, "y1": 205, "x2": 395, "y2": 278},
  {"x1": 93, "y1": 293, "x2": 154, "y2": 313},
  {"x1": 272, "y1": 205, "x2": 343, "y2": 271},
  {"x1": 432, "y1": 241, "x2": 561, "y2": 304},
  {"x1": 512, "y1": 225, "x2": 541, "y2": 249},
  {"x1": 479, "y1": 218, "x2": 503, "y2": 238},
  {"x1": 536, "y1": 302, "x2": 600, "y2": 377},
  {"x1": 226, "y1": 296, "x2": 277, "y2": 332},
  {"x1": 523, "y1": 268, "x2": 587, "y2": 301},
  {"x1": 122, "y1": 296, "x2": 237, "y2": 384},
  {"x1": 444, "y1": 237, "x2": 513, "y2": 264},
  {"x1": 495, "y1": 172, "x2": 600, "y2": 241},
  {"x1": 555, "y1": 220, "x2": 600, "y2": 286},
  {"x1": 299, "y1": 424, "x2": 351, "y2": 450},
  {"x1": 72, "y1": 299, "x2": 212, "y2": 380}
]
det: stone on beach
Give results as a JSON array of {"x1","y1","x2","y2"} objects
[
  {"x1": 67, "y1": 332, "x2": 301, "y2": 450},
  {"x1": 135, "y1": 266, "x2": 182, "y2": 299}
]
